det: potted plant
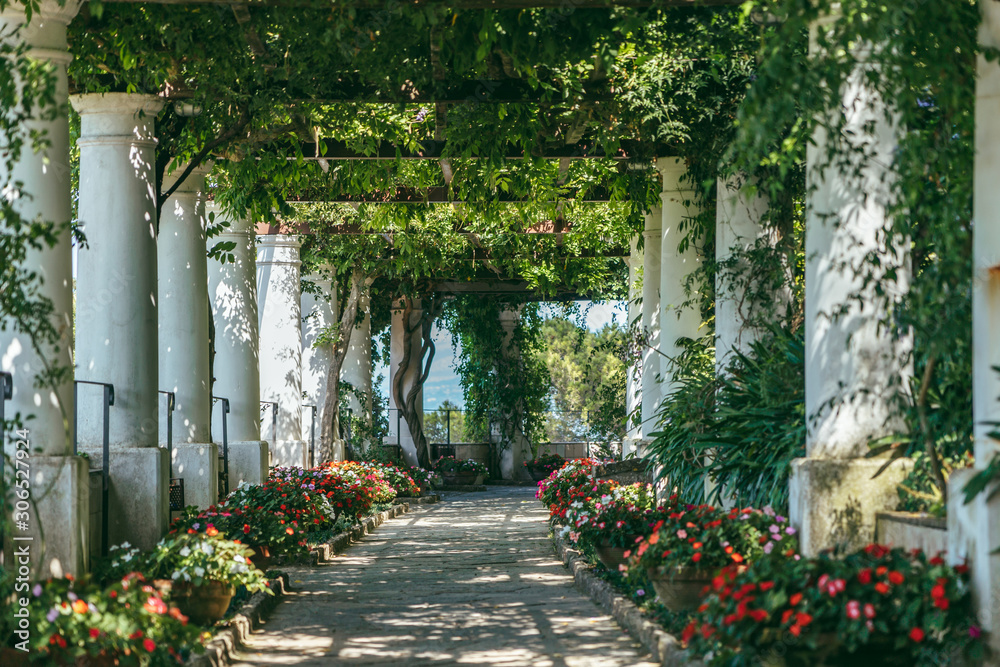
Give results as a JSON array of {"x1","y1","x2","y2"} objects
[
  {"x1": 681, "y1": 545, "x2": 984, "y2": 667},
  {"x1": 626, "y1": 505, "x2": 798, "y2": 611},
  {"x1": 23, "y1": 573, "x2": 203, "y2": 665},
  {"x1": 407, "y1": 466, "x2": 443, "y2": 492},
  {"x1": 560, "y1": 483, "x2": 664, "y2": 570},
  {"x1": 143, "y1": 530, "x2": 270, "y2": 625},
  {"x1": 169, "y1": 507, "x2": 310, "y2": 570},
  {"x1": 432, "y1": 457, "x2": 489, "y2": 485},
  {"x1": 524, "y1": 453, "x2": 566, "y2": 481},
  {"x1": 536, "y1": 458, "x2": 612, "y2": 523}
]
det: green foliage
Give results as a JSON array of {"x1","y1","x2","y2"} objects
[
  {"x1": 423, "y1": 400, "x2": 467, "y2": 444},
  {"x1": 646, "y1": 324, "x2": 805, "y2": 513},
  {"x1": 540, "y1": 315, "x2": 628, "y2": 443},
  {"x1": 442, "y1": 297, "x2": 550, "y2": 457}
]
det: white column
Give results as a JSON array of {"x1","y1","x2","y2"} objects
[
  {"x1": 638, "y1": 208, "x2": 662, "y2": 448},
  {"x1": 658, "y1": 157, "x2": 703, "y2": 399},
  {"x1": 498, "y1": 307, "x2": 532, "y2": 480},
  {"x1": 257, "y1": 234, "x2": 307, "y2": 468},
  {"x1": 947, "y1": 4, "x2": 1000, "y2": 651},
  {"x1": 715, "y1": 174, "x2": 779, "y2": 371},
  {"x1": 0, "y1": 0, "x2": 86, "y2": 576},
  {"x1": 341, "y1": 290, "x2": 373, "y2": 445},
  {"x1": 72, "y1": 92, "x2": 168, "y2": 551},
  {"x1": 388, "y1": 299, "x2": 423, "y2": 467},
  {"x1": 207, "y1": 203, "x2": 267, "y2": 486},
  {"x1": 157, "y1": 163, "x2": 217, "y2": 508},
  {"x1": 301, "y1": 275, "x2": 337, "y2": 464},
  {"x1": 789, "y1": 20, "x2": 912, "y2": 557},
  {"x1": 623, "y1": 235, "x2": 643, "y2": 458}
]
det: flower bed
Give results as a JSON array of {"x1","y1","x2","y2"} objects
[
  {"x1": 681, "y1": 545, "x2": 984, "y2": 666},
  {"x1": 432, "y1": 456, "x2": 489, "y2": 477},
  {"x1": 524, "y1": 453, "x2": 566, "y2": 480}
]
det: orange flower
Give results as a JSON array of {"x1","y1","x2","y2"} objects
[
  {"x1": 72, "y1": 599, "x2": 89, "y2": 614},
  {"x1": 285, "y1": 527, "x2": 295, "y2": 535},
  {"x1": 692, "y1": 542, "x2": 703, "y2": 550},
  {"x1": 206, "y1": 526, "x2": 219, "y2": 537},
  {"x1": 648, "y1": 532, "x2": 660, "y2": 545}
]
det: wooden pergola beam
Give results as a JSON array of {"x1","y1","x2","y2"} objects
[
  {"x1": 103, "y1": 0, "x2": 739, "y2": 9},
  {"x1": 255, "y1": 219, "x2": 608, "y2": 235},
  {"x1": 287, "y1": 140, "x2": 648, "y2": 160},
  {"x1": 283, "y1": 185, "x2": 615, "y2": 203}
]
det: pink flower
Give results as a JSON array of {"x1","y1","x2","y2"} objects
[
  {"x1": 863, "y1": 603, "x2": 875, "y2": 619},
  {"x1": 846, "y1": 600, "x2": 860, "y2": 620},
  {"x1": 677, "y1": 529, "x2": 688, "y2": 539}
]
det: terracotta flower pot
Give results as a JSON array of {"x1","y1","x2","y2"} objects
[
  {"x1": 646, "y1": 566, "x2": 714, "y2": 611},
  {"x1": 0, "y1": 648, "x2": 31, "y2": 667},
  {"x1": 170, "y1": 580, "x2": 236, "y2": 626},
  {"x1": 759, "y1": 633, "x2": 902, "y2": 667},
  {"x1": 594, "y1": 537, "x2": 640, "y2": 571}
]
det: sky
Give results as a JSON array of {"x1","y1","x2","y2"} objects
[{"x1": 376, "y1": 300, "x2": 627, "y2": 410}]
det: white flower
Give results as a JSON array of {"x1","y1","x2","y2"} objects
[
  {"x1": 201, "y1": 543, "x2": 215, "y2": 556},
  {"x1": 179, "y1": 546, "x2": 191, "y2": 558},
  {"x1": 194, "y1": 566, "x2": 205, "y2": 578},
  {"x1": 233, "y1": 554, "x2": 246, "y2": 563}
]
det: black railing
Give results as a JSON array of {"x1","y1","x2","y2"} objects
[
  {"x1": 303, "y1": 404, "x2": 316, "y2": 468},
  {"x1": 260, "y1": 401, "x2": 277, "y2": 445},
  {"x1": 0, "y1": 371, "x2": 12, "y2": 548},
  {"x1": 159, "y1": 391, "x2": 185, "y2": 512},
  {"x1": 73, "y1": 380, "x2": 115, "y2": 558},
  {"x1": 214, "y1": 396, "x2": 230, "y2": 499}
]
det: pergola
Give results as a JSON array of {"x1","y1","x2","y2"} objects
[{"x1": 1, "y1": 0, "x2": 999, "y2": 655}]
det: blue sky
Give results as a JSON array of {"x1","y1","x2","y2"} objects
[{"x1": 376, "y1": 300, "x2": 626, "y2": 410}]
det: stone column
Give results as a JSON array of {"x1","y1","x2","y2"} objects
[
  {"x1": 638, "y1": 208, "x2": 662, "y2": 450},
  {"x1": 72, "y1": 92, "x2": 168, "y2": 551},
  {"x1": 715, "y1": 174, "x2": 781, "y2": 371},
  {"x1": 158, "y1": 163, "x2": 217, "y2": 508},
  {"x1": 0, "y1": 0, "x2": 86, "y2": 576},
  {"x1": 301, "y1": 275, "x2": 337, "y2": 464},
  {"x1": 341, "y1": 290, "x2": 373, "y2": 447},
  {"x1": 498, "y1": 307, "x2": 533, "y2": 480},
  {"x1": 622, "y1": 234, "x2": 643, "y2": 458},
  {"x1": 947, "y1": 3, "x2": 1000, "y2": 651},
  {"x1": 388, "y1": 299, "x2": 424, "y2": 467},
  {"x1": 789, "y1": 20, "x2": 912, "y2": 557},
  {"x1": 257, "y1": 234, "x2": 307, "y2": 468},
  {"x1": 206, "y1": 203, "x2": 267, "y2": 486},
  {"x1": 658, "y1": 157, "x2": 703, "y2": 396}
]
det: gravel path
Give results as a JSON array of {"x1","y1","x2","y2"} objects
[{"x1": 231, "y1": 486, "x2": 657, "y2": 666}]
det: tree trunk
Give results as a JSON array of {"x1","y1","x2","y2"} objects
[
  {"x1": 391, "y1": 295, "x2": 445, "y2": 469},
  {"x1": 319, "y1": 266, "x2": 371, "y2": 463}
]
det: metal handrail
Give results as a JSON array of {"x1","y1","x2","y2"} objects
[
  {"x1": 158, "y1": 391, "x2": 175, "y2": 476},
  {"x1": 303, "y1": 404, "x2": 316, "y2": 468},
  {"x1": 214, "y1": 396, "x2": 230, "y2": 498},
  {"x1": 259, "y1": 401, "x2": 277, "y2": 445},
  {"x1": 73, "y1": 380, "x2": 115, "y2": 557}
]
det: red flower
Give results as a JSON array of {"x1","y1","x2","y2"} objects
[
  {"x1": 875, "y1": 582, "x2": 890, "y2": 595},
  {"x1": 931, "y1": 584, "x2": 946, "y2": 599},
  {"x1": 864, "y1": 603, "x2": 876, "y2": 619},
  {"x1": 759, "y1": 581, "x2": 775, "y2": 591},
  {"x1": 749, "y1": 609, "x2": 768, "y2": 622},
  {"x1": 935, "y1": 597, "x2": 950, "y2": 610},
  {"x1": 857, "y1": 568, "x2": 872, "y2": 585},
  {"x1": 796, "y1": 613, "x2": 813, "y2": 627},
  {"x1": 692, "y1": 552, "x2": 702, "y2": 563},
  {"x1": 846, "y1": 600, "x2": 860, "y2": 620},
  {"x1": 789, "y1": 624, "x2": 801, "y2": 637},
  {"x1": 88, "y1": 628, "x2": 100, "y2": 639},
  {"x1": 143, "y1": 638, "x2": 156, "y2": 652},
  {"x1": 888, "y1": 571, "x2": 904, "y2": 585},
  {"x1": 789, "y1": 593, "x2": 803, "y2": 606},
  {"x1": 681, "y1": 622, "x2": 697, "y2": 644},
  {"x1": 909, "y1": 628, "x2": 925, "y2": 643}
]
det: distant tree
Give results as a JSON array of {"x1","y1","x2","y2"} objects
[
  {"x1": 540, "y1": 317, "x2": 627, "y2": 442},
  {"x1": 423, "y1": 400, "x2": 467, "y2": 444}
]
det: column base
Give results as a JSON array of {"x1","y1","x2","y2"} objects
[
  {"x1": 271, "y1": 440, "x2": 308, "y2": 469},
  {"x1": 790, "y1": 457, "x2": 911, "y2": 557},
  {"x1": 89, "y1": 447, "x2": 169, "y2": 551},
  {"x1": 5, "y1": 455, "x2": 90, "y2": 578},
  {"x1": 947, "y1": 469, "x2": 1000, "y2": 649},
  {"x1": 228, "y1": 441, "x2": 270, "y2": 487},
  {"x1": 171, "y1": 443, "x2": 219, "y2": 510}
]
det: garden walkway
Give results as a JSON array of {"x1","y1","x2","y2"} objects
[{"x1": 231, "y1": 486, "x2": 657, "y2": 666}]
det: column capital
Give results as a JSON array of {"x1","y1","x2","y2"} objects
[
  {"x1": 257, "y1": 234, "x2": 301, "y2": 267},
  {"x1": 983, "y1": 0, "x2": 1000, "y2": 48},
  {"x1": 70, "y1": 93, "x2": 164, "y2": 145},
  {"x1": 163, "y1": 161, "x2": 213, "y2": 194},
  {"x1": 642, "y1": 207, "x2": 662, "y2": 235},
  {"x1": 205, "y1": 200, "x2": 252, "y2": 235},
  {"x1": 1, "y1": 0, "x2": 80, "y2": 27}
]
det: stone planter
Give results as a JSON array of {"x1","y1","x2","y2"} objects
[
  {"x1": 646, "y1": 566, "x2": 713, "y2": 611},
  {"x1": 170, "y1": 580, "x2": 235, "y2": 625},
  {"x1": 442, "y1": 472, "x2": 477, "y2": 485},
  {"x1": 875, "y1": 511, "x2": 947, "y2": 556},
  {"x1": 595, "y1": 544, "x2": 629, "y2": 571},
  {"x1": 527, "y1": 467, "x2": 552, "y2": 482}
]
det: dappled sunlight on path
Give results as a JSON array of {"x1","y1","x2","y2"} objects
[{"x1": 231, "y1": 487, "x2": 656, "y2": 666}]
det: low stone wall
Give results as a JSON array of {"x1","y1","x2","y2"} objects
[
  {"x1": 593, "y1": 460, "x2": 655, "y2": 486},
  {"x1": 875, "y1": 511, "x2": 948, "y2": 556}
]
